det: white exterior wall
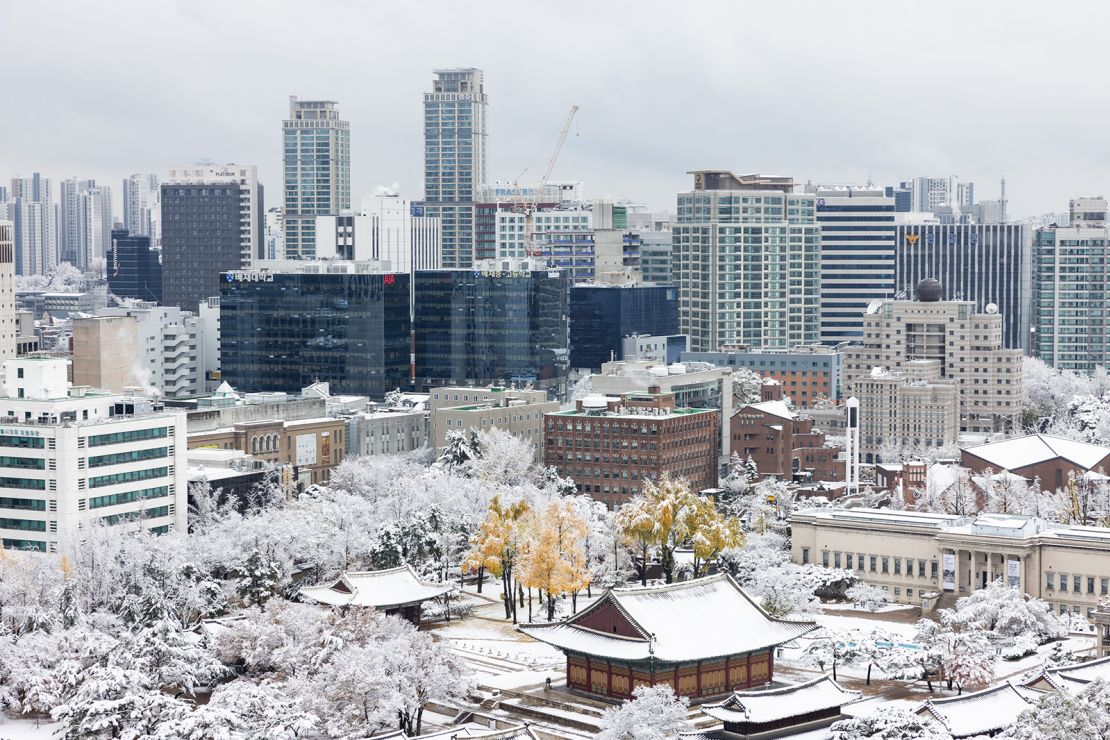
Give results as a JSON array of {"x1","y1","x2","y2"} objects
[
  {"x1": 167, "y1": 165, "x2": 262, "y2": 264},
  {"x1": 98, "y1": 306, "x2": 201, "y2": 399},
  {"x1": 353, "y1": 409, "x2": 428, "y2": 457},
  {"x1": 197, "y1": 297, "x2": 221, "y2": 393},
  {"x1": 0, "y1": 221, "x2": 14, "y2": 360}
]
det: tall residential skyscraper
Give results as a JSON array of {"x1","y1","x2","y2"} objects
[
  {"x1": 59, "y1": 178, "x2": 111, "y2": 269},
  {"x1": 282, "y1": 97, "x2": 350, "y2": 260},
  {"x1": 122, "y1": 173, "x2": 160, "y2": 243},
  {"x1": 815, "y1": 187, "x2": 896, "y2": 345},
  {"x1": 0, "y1": 220, "x2": 15, "y2": 359},
  {"x1": 894, "y1": 223, "x2": 1032, "y2": 351},
  {"x1": 672, "y1": 171, "x2": 821, "y2": 352},
  {"x1": 423, "y1": 68, "x2": 489, "y2": 268},
  {"x1": 6, "y1": 173, "x2": 57, "y2": 276},
  {"x1": 161, "y1": 164, "x2": 263, "y2": 312},
  {"x1": 1034, "y1": 197, "x2": 1110, "y2": 373}
]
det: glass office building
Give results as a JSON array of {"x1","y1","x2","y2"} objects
[
  {"x1": 283, "y1": 98, "x2": 351, "y2": 260},
  {"x1": 569, "y1": 285, "x2": 679, "y2": 371},
  {"x1": 107, "y1": 229, "x2": 162, "y2": 303},
  {"x1": 219, "y1": 269, "x2": 410, "y2": 398},
  {"x1": 413, "y1": 267, "x2": 569, "y2": 395}
]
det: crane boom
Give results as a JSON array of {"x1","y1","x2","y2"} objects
[{"x1": 525, "y1": 105, "x2": 579, "y2": 257}]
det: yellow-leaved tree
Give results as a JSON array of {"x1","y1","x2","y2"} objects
[
  {"x1": 520, "y1": 498, "x2": 590, "y2": 621},
  {"x1": 461, "y1": 495, "x2": 530, "y2": 622}
]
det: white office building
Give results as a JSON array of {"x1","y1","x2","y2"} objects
[
  {"x1": 815, "y1": 186, "x2": 896, "y2": 345},
  {"x1": 0, "y1": 357, "x2": 188, "y2": 554},
  {"x1": 315, "y1": 195, "x2": 441, "y2": 271}
]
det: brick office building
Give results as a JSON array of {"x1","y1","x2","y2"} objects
[
  {"x1": 961, "y1": 434, "x2": 1110, "y2": 493},
  {"x1": 731, "y1": 381, "x2": 843, "y2": 482},
  {"x1": 543, "y1": 391, "x2": 718, "y2": 509}
]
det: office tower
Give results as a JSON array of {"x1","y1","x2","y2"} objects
[
  {"x1": 0, "y1": 220, "x2": 14, "y2": 359},
  {"x1": 0, "y1": 356, "x2": 188, "y2": 554},
  {"x1": 107, "y1": 229, "x2": 162, "y2": 303},
  {"x1": 672, "y1": 171, "x2": 821, "y2": 352},
  {"x1": 315, "y1": 195, "x2": 441, "y2": 271},
  {"x1": 161, "y1": 164, "x2": 263, "y2": 312},
  {"x1": 1034, "y1": 197, "x2": 1110, "y2": 373},
  {"x1": 282, "y1": 97, "x2": 350, "y2": 260},
  {"x1": 843, "y1": 279, "x2": 1023, "y2": 435},
  {"x1": 894, "y1": 223, "x2": 1031, "y2": 351},
  {"x1": 6, "y1": 173, "x2": 57, "y2": 275},
  {"x1": 219, "y1": 263, "x2": 410, "y2": 398},
  {"x1": 815, "y1": 187, "x2": 896, "y2": 345},
  {"x1": 569, "y1": 284, "x2": 678, "y2": 371},
  {"x1": 423, "y1": 68, "x2": 489, "y2": 268},
  {"x1": 122, "y1": 173, "x2": 160, "y2": 243},
  {"x1": 413, "y1": 262, "x2": 569, "y2": 395}
]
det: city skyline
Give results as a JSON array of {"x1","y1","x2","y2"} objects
[{"x1": 6, "y1": 1, "x2": 1110, "y2": 219}]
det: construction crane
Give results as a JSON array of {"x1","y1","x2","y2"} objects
[{"x1": 523, "y1": 105, "x2": 579, "y2": 258}]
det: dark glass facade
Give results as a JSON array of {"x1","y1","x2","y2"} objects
[
  {"x1": 107, "y1": 229, "x2": 162, "y2": 303},
  {"x1": 162, "y1": 182, "x2": 263, "y2": 312},
  {"x1": 413, "y1": 268, "x2": 569, "y2": 395},
  {"x1": 219, "y1": 271, "x2": 410, "y2": 399},
  {"x1": 569, "y1": 285, "x2": 679, "y2": 370}
]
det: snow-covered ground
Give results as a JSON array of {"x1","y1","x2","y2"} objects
[{"x1": 0, "y1": 716, "x2": 59, "y2": 740}]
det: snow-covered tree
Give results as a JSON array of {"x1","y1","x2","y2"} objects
[
  {"x1": 597, "y1": 684, "x2": 690, "y2": 740},
  {"x1": 437, "y1": 428, "x2": 479, "y2": 471},
  {"x1": 731, "y1": 368, "x2": 763, "y2": 407},
  {"x1": 914, "y1": 615, "x2": 997, "y2": 694},
  {"x1": 828, "y1": 708, "x2": 949, "y2": 739},
  {"x1": 236, "y1": 548, "x2": 282, "y2": 607},
  {"x1": 1000, "y1": 677, "x2": 1110, "y2": 739},
  {"x1": 953, "y1": 579, "x2": 1064, "y2": 644},
  {"x1": 801, "y1": 628, "x2": 863, "y2": 681},
  {"x1": 469, "y1": 428, "x2": 536, "y2": 486},
  {"x1": 716, "y1": 531, "x2": 790, "y2": 587},
  {"x1": 846, "y1": 582, "x2": 891, "y2": 612}
]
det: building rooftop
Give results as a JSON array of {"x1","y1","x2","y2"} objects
[
  {"x1": 793, "y1": 507, "x2": 964, "y2": 530},
  {"x1": 518, "y1": 574, "x2": 816, "y2": 663},
  {"x1": 916, "y1": 683, "x2": 1038, "y2": 738},
  {"x1": 299, "y1": 565, "x2": 455, "y2": 610},
  {"x1": 701, "y1": 675, "x2": 861, "y2": 725},
  {"x1": 963, "y1": 433, "x2": 1110, "y2": 472}
]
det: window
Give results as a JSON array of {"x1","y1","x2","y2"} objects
[
  {"x1": 1101, "y1": 578, "x2": 1108, "y2": 596},
  {"x1": 822, "y1": 551, "x2": 829, "y2": 567},
  {"x1": 1047, "y1": 574, "x2": 1055, "y2": 591},
  {"x1": 931, "y1": 561, "x2": 938, "y2": 578},
  {"x1": 846, "y1": 554, "x2": 853, "y2": 570},
  {"x1": 87, "y1": 427, "x2": 168, "y2": 447},
  {"x1": 1060, "y1": 574, "x2": 1068, "y2": 592},
  {"x1": 88, "y1": 467, "x2": 168, "y2": 489},
  {"x1": 894, "y1": 587, "x2": 901, "y2": 597},
  {"x1": 906, "y1": 559, "x2": 914, "y2": 577},
  {"x1": 919, "y1": 559, "x2": 927, "y2": 578},
  {"x1": 870, "y1": 555, "x2": 877, "y2": 573},
  {"x1": 801, "y1": 547, "x2": 810, "y2": 565},
  {"x1": 834, "y1": 552, "x2": 841, "y2": 568},
  {"x1": 894, "y1": 559, "x2": 901, "y2": 575},
  {"x1": 882, "y1": 557, "x2": 889, "y2": 574},
  {"x1": 1089, "y1": 577, "x2": 1096, "y2": 595},
  {"x1": 1074, "y1": 575, "x2": 1082, "y2": 593},
  {"x1": 88, "y1": 447, "x2": 168, "y2": 468},
  {"x1": 89, "y1": 486, "x2": 169, "y2": 509}
]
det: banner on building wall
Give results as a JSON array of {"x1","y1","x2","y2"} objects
[
  {"x1": 296, "y1": 434, "x2": 318, "y2": 466},
  {"x1": 942, "y1": 553, "x2": 956, "y2": 591},
  {"x1": 1007, "y1": 558, "x2": 1020, "y2": 588}
]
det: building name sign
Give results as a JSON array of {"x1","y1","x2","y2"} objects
[
  {"x1": 225, "y1": 271, "x2": 273, "y2": 283},
  {"x1": 474, "y1": 270, "x2": 530, "y2": 278},
  {"x1": 0, "y1": 427, "x2": 41, "y2": 438}
]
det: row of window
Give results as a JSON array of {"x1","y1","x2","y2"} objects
[
  {"x1": 100, "y1": 506, "x2": 170, "y2": 526},
  {"x1": 87, "y1": 427, "x2": 168, "y2": 447},
  {"x1": 0, "y1": 434, "x2": 45, "y2": 449},
  {"x1": 806, "y1": 548, "x2": 939, "y2": 580},
  {"x1": 89, "y1": 486, "x2": 170, "y2": 510},
  {"x1": 88, "y1": 447, "x2": 168, "y2": 468},
  {"x1": 88, "y1": 466, "x2": 168, "y2": 489},
  {"x1": 1044, "y1": 572, "x2": 1110, "y2": 596}
]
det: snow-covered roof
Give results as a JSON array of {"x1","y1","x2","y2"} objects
[
  {"x1": 916, "y1": 683, "x2": 1037, "y2": 738},
  {"x1": 964, "y1": 434, "x2": 1110, "y2": 472},
  {"x1": 1037, "y1": 655, "x2": 1110, "y2": 692},
  {"x1": 518, "y1": 574, "x2": 816, "y2": 663},
  {"x1": 390, "y1": 724, "x2": 540, "y2": 740},
  {"x1": 793, "y1": 507, "x2": 962, "y2": 530},
  {"x1": 299, "y1": 565, "x2": 455, "y2": 609},
  {"x1": 748, "y1": 400, "x2": 794, "y2": 421},
  {"x1": 701, "y1": 675, "x2": 861, "y2": 725}
]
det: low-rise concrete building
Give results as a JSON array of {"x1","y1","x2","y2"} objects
[
  {"x1": 792, "y1": 507, "x2": 1110, "y2": 618},
  {"x1": 429, "y1": 386, "x2": 556, "y2": 460},
  {"x1": 347, "y1": 406, "x2": 429, "y2": 458},
  {"x1": 682, "y1": 344, "x2": 845, "y2": 404}
]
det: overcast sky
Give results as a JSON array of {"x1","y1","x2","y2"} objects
[{"x1": 4, "y1": 0, "x2": 1108, "y2": 218}]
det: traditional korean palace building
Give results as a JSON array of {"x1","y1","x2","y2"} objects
[
  {"x1": 299, "y1": 564, "x2": 454, "y2": 625},
  {"x1": 518, "y1": 574, "x2": 815, "y2": 702},
  {"x1": 916, "y1": 683, "x2": 1041, "y2": 738},
  {"x1": 683, "y1": 675, "x2": 862, "y2": 738},
  {"x1": 1023, "y1": 653, "x2": 1110, "y2": 692},
  {"x1": 792, "y1": 507, "x2": 1110, "y2": 618}
]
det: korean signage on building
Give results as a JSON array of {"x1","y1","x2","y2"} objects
[
  {"x1": 942, "y1": 552, "x2": 956, "y2": 591},
  {"x1": 225, "y1": 271, "x2": 273, "y2": 283}
]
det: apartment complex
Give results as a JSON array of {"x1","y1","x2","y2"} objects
[
  {"x1": 0, "y1": 357, "x2": 187, "y2": 554},
  {"x1": 544, "y1": 392, "x2": 718, "y2": 508},
  {"x1": 282, "y1": 97, "x2": 351, "y2": 259},
  {"x1": 843, "y1": 280, "x2": 1022, "y2": 436},
  {"x1": 423, "y1": 68, "x2": 488, "y2": 268},
  {"x1": 1034, "y1": 197, "x2": 1110, "y2": 372},
  {"x1": 793, "y1": 507, "x2": 1110, "y2": 618},
  {"x1": 0, "y1": 221, "x2": 13, "y2": 360},
  {"x1": 672, "y1": 171, "x2": 821, "y2": 352},
  {"x1": 429, "y1": 386, "x2": 556, "y2": 460}
]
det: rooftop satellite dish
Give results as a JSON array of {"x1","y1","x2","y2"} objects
[{"x1": 985, "y1": 303, "x2": 998, "y2": 314}]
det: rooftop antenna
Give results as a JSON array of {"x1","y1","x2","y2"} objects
[{"x1": 1000, "y1": 176, "x2": 1008, "y2": 224}]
